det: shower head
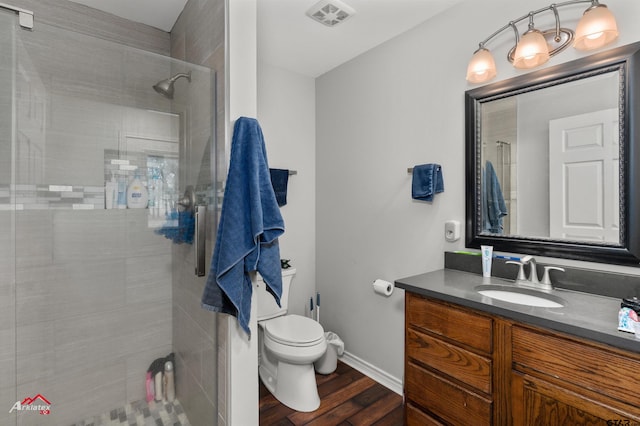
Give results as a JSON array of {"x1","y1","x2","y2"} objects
[{"x1": 153, "y1": 72, "x2": 192, "y2": 99}]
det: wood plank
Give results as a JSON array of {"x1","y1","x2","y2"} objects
[
  {"x1": 371, "y1": 405, "x2": 404, "y2": 426},
  {"x1": 287, "y1": 376, "x2": 376, "y2": 424},
  {"x1": 350, "y1": 383, "x2": 396, "y2": 407},
  {"x1": 304, "y1": 400, "x2": 363, "y2": 425},
  {"x1": 260, "y1": 399, "x2": 297, "y2": 426},
  {"x1": 345, "y1": 391, "x2": 403, "y2": 426},
  {"x1": 317, "y1": 365, "x2": 366, "y2": 398},
  {"x1": 259, "y1": 361, "x2": 403, "y2": 426}
]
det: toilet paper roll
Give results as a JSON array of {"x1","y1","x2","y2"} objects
[{"x1": 373, "y1": 279, "x2": 394, "y2": 297}]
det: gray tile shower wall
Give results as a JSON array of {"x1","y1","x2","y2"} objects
[
  {"x1": 8, "y1": 0, "x2": 169, "y2": 55},
  {"x1": 14, "y1": 209, "x2": 173, "y2": 426}
]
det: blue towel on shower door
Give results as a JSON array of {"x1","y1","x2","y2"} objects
[{"x1": 201, "y1": 117, "x2": 285, "y2": 336}]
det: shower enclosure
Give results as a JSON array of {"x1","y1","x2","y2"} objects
[{"x1": 1, "y1": 6, "x2": 218, "y2": 426}]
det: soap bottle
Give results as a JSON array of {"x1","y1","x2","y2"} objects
[
  {"x1": 117, "y1": 174, "x2": 128, "y2": 209},
  {"x1": 164, "y1": 360, "x2": 175, "y2": 402},
  {"x1": 104, "y1": 174, "x2": 117, "y2": 209},
  {"x1": 127, "y1": 171, "x2": 149, "y2": 209},
  {"x1": 154, "y1": 369, "x2": 163, "y2": 402}
]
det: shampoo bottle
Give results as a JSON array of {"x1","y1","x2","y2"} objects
[
  {"x1": 154, "y1": 370, "x2": 163, "y2": 402},
  {"x1": 145, "y1": 371, "x2": 155, "y2": 402},
  {"x1": 127, "y1": 172, "x2": 149, "y2": 209},
  {"x1": 104, "y1": 174, "x2": 117, "y2": 209},
  {"x1": 117, "y1": 175, "x2": 128, "y2": 209},
  {"x1": 164, "y1": 360, "x2": 175, "y2": 402}
]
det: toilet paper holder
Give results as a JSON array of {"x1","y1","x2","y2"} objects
[{"x1": 373, "y1": 279, "x2": 394, "y2": 297}]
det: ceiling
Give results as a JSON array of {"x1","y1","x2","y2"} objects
[
  {"x1": 68, "y1": 0, "x2": 462, "y2": 77},
  {"x1": 68, "y1": 0, "x2": 188, "y2": 33}
]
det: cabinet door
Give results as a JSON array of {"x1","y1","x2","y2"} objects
[{"x1": 512, "y1": 372, "x2": 640, "y2": 426}]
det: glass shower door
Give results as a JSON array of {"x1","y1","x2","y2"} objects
[
  {"x1": 2, "y1": 12, "x2": 218, "y2": 426},
  {"x1": 0, "y1": 8, "x2": 17, "y2": 426}
]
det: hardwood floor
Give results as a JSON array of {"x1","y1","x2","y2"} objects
[{"x1": 259, "y1": 361, "x2": 404, "y2": 426}]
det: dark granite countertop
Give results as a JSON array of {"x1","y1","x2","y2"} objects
[{"x1": 395, "y1": 268, "x2": 640, "y2": 354}]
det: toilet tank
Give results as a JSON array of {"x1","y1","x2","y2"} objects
[{"x1": 256, "y1": 268, "x2": 296, "y2": 321}]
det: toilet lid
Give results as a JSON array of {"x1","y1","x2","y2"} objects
[{"x1": 264, "y1": 314, "x2": 325, "y2": 347}]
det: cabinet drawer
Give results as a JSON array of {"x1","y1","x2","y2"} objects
[
  {"x1": 407, "y1": 327, "x2": 492, "y2": 394},
  {"x1": 406, "y1": 361, "x2": 492, "y2": 426},
  {"x1": 405, "y1": 402, "x2": 445, "y2": 426},
  {"x1": 406, "y1": 293, "x2": 493, "y2": 353},
  {"x1": 512, "y1": 326, "x2": 640, "y2": 407}
]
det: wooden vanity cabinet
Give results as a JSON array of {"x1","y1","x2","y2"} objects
[
  {"x1": 404, "y1": 292, "x2": 640, "y2": 426},
  {"x1": 511, "y1": 325, "x2": 640, "y2": 426},
  {"x1": 405, "y1": 293, "x2": 498, "y2": 425}
]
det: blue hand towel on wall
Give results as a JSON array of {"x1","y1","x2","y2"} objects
[
  {"x1": 201, "y1": 117, "x2": 285, "y2": 336},
  {"x1": 411, "y1": 163, "x2": 444, "y2": 201},
  {"x1": 269, "y1": 168, "x2": 289, "y2": 207}
]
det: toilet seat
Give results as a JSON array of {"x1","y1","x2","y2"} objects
[{"x1": 264, "y1": 314, "x2": 325, "y2": 347}]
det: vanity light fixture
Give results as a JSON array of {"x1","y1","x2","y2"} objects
[{"x1": 466, "y1": 0, "x2": 618, "y2": 84}]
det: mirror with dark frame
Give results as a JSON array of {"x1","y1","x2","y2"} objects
[{"x1": 465, "y1": 41, "x2": 640, "y2": 265}]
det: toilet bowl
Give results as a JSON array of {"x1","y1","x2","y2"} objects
[{"x1": 256, "y1": 269, "x2": 327, "y2": 412}]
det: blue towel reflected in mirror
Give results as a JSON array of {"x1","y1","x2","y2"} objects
[{"x1": 482, "y1": 160, "x2": 508, "y2": 234}]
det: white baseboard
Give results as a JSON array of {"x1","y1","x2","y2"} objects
[{"x1": 339, "y1": 351, "x2": 403, "y2": 396}]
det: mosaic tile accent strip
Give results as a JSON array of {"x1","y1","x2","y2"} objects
[
  {"x1": 69, "y1": 399, "x2": 190, "y2": 426},
  {"x1": 0, "y1": 184, "x2": 104, "y2": 210}
]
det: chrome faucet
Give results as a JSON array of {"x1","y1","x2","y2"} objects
[
  {"x1": 521, "y1": 255, "x2": 539, "y2": 284},
  {"x1": 508, "y1": 255, "x2": 565, "y2": 291}
]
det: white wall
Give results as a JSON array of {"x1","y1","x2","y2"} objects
[
  {"x1": 258, "y1": 62, "x2": 316, "y2": 318},
  {"x1": 315, "y1": 0, "x2": 640, "y2": 385},
  {"x1": 226, "y1": 0, "x2": 258, "y2": 425}
]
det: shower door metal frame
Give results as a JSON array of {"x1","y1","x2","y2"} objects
[{"x1": 0, "y1": 2, "x2": 32, "y2": 29}]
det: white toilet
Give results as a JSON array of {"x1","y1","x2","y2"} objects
[{"x1": 256, "y1": 268, "x2": 327, "y2": 412}]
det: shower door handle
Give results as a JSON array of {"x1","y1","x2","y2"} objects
[{"x1": 194, "y1": 205, "x2": 206, "y2": 277}]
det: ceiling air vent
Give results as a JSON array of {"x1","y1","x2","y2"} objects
[{"x1": 306, "y1": 0, "x2": 355, "y2": 27}]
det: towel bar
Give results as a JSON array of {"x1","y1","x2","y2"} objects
[{"x1": 289, "y1": 170, "x2": 297, "y2": 175}]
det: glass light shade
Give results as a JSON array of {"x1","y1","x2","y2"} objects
[
  {"x1": 574, "y1": 5, "x2": 618, "y2": 51},
  {"x1": 513, "y1": 29, "x2": 550, "y2": 69},
  {"x1": 466, "y1": 48, "x2": 497, "y2": 83}
]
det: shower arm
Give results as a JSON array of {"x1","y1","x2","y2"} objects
[{"x1": 170, "y1": 73, "x2": 191, "y2": 83}]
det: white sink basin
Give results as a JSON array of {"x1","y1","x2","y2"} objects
[{"x1": 475, "y1": 285, "x2": 566, "y2": 308}]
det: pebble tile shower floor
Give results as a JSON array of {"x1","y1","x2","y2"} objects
[{"x1": 69, "y1": 399, "x2": 190, "y2": 426}]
